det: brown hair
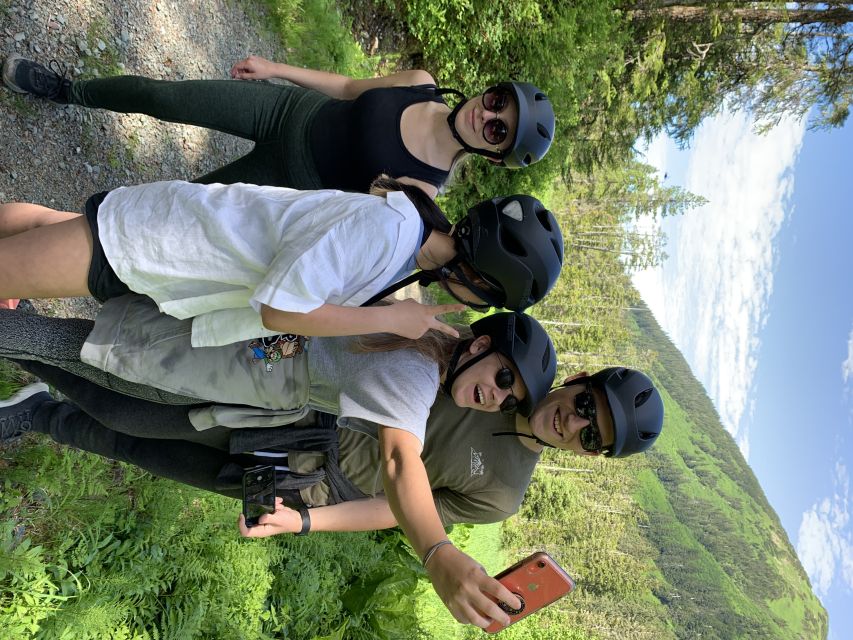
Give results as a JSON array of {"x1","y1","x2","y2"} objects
[
  {"x1": 369, "y1": 175, "x2": 451, "y2": 234},
  {"x1": 355, "y1": 325, "x2": 473, "y2": 377}
]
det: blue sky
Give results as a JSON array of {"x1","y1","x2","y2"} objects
[{"x1": 634, "y1": 113, "x2": 853, "y2": 637}]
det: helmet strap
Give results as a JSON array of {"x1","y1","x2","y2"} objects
[
  {"x1": 439, "y1": 254, "x2": 504, "y2": 309},
  {"x1": 359, "y1": 270, "x2": 439, "y2": 308},
  {"x1": 439, "y1": 89, "x2": 506, "y2": 163},
  {"x1": 491, "y1": 431, "x2": 553, "y2": 448},
  {"x1": 442, "y1": 341, "x2": 492, "y2": 396}
]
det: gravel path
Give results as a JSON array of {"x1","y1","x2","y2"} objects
[{"x1": 1, "y1": 0, "x2": 285, "y2": 319}]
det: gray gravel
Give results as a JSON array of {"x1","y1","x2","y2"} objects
[{"x1": 1, "y1": 0, "x2": 284, "y2": 318}]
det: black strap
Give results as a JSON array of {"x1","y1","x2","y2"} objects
[
  {"x1": 359, "y1": 270, "x2": 439, "y2": 308},
  {"x1": 295, "y1": 506, "x2": 311, "y2": 535}
]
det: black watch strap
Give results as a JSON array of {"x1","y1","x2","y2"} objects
[{"x1": 295, "y1": 506, "x2": 311, "y2": 536}]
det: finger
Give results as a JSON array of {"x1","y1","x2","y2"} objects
[
  {"x1": 482, "y1": 577, "x2": 522, "y2": 610},
  {"x1": 431, "y1": 320, "x2": 460, "y2": 339},
  {"x1": 458, "y1": 602, "x2": 495, "y2": 630},
  {"x1": 274, "y1": 496, "x2": 284, "y2": 506},
  {"x1": 237, "y1": 514, "x2": 253, "y2": 537},
  {"x1": 433, "y1": 303, "x2": 467, "y2": 315}
]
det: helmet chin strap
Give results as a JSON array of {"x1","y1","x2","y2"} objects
[
  {"x1": 491, "y1": 431, "x2": 552, "y2": 448},
  {"x1": 441, "y1": 91, "x2": 505, "y2": 162},
  {"x1": 441, "y1": 340, "x2": 494, "y2": 396}
]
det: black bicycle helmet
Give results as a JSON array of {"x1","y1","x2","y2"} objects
[
  {"x1": 588, "y1": 367, "x2": 664, "y2": 457},
  {"x1": 498, "y1": 82, "x2": 555, "y2": 169},
  {"x1": 450, "y1": 195, "x2": 564, "y2": 311},
  {"x1": 460, "y1": 312, "x2": 556, "y2": 417}
]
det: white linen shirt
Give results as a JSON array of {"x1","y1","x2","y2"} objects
[{"x1": 96, "y1": 181, "x2": 423, "y2": 347}]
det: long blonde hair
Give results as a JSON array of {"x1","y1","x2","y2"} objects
[{"x1": 355, "y1": 326, "x2": 473, "y2": 377}]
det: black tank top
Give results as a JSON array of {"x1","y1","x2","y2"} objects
[{"x1": 309, "y1": 85, "x2": 451, "y2": 192}]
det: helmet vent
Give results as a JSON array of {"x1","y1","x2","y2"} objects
[
  {"x1": 523, "y1": 153, "x2": 532, "y2": 165},
  {"x1": 500, "y1": 228, "x2": 528, "y2": 257},
  {"x1": 534, "y1": 92, "x2": 547, "y2": 102},
  {"x1": 635, "y1": 388, "x2": 654, "y2": 408},
  {"x1": 536, "y1": 209, "x2": 553, "y2": 232},
  {"x1": 541, "y1": 344, "x2": 551, "y2": 369},
  {"x1": 537, "y1": 123, "x2": 552, "y2": 140}
]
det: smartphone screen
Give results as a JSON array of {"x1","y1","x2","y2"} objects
[
  {"x1": 485, "y1": 552, "x2": 575, "y2": 633},
  {"x1": 242, "y1": 465, "x2": 277, "y2": 527}
]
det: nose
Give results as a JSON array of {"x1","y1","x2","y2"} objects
[
  {"x1": 493, "y1": 385, "x2": 514, "y2": 407},
  {"x1": 567, "y1": 412, "x2": 590, "y2": 435},
  {"x1": 480, "y1": 108, "x2": 499, "y2": 122}
]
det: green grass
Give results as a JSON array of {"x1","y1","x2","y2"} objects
[{"x1": 261, "y1": 0, "x2": 374, "y2": 76}]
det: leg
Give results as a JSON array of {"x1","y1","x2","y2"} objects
[
  {"x1": 71, "y1": 76, "x2": 300, "y2": 142},
  {"x1": 19, "y1": 359, "x2": 231, "y2": 449},
  {"x1": 30, "y1": 397, "x2": 240, "y2": 498},
  {"x1": 0, "y1": 213, "x2": 92, "y2": 298},
  {"x1": 0, "y1": 203, "x2": 80, "y2": 238},
  {"x1": 0, "y1": 309, "x2": 203, "y2": 405}
]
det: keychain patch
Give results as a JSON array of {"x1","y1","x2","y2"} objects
[{"x1": 248, "y1": 334, "x2": 305, "y2": 372}]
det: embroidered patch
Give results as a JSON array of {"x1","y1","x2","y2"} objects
[
  {"x1": 248, "y1": 334, "x2": 305, "y2": 372},
  {"x1": 470, "y1": 447, "x2": 485, "y2": 477}
]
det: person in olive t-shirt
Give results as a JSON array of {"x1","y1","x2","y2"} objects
[{"x1": 2, "y1": 358, "x2": 664, "y2": 532}]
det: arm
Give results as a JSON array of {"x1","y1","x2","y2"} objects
[
  {"x1": 260, "y1": 300, "x2": 465, "y2": 340},
  {"x1": 238, "y1": 496, "x2": 397, "y2": 537},
  {"x1": 378, "y1": 427, "x2": 518, "y2": 630},
  {"x1": 230, "y1": 55, "x2": 435, "y2": 100}
]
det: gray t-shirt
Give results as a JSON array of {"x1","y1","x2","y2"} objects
[
  {"x1": 292, "y1": 394, "x2": 542, "y2": 526},
  {"x1": 82, "y1": 296, "x2": 438, "y2": 442}
]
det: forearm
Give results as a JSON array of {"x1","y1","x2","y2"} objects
[
  {"x1": 380, "y1": 432, "x2": 447, "y2": 558},
  {"x1": 260, "y1": 303, "x2": 391, "y2": 337},
  {"x1": 265, "y1": 63, "x2": 354, "y2": 98},
  {"x1": 308, "y1": 497, "x2": 397, "y2": 532}
]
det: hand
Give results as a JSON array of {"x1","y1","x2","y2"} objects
[
  {"x1": 385, "y1": 299, "x2": 467, "y2": 339},
  {"x1": 230, "y1": 55, "x2": 276, "y2": 80},
  {"x1": 425, "y1": 544, "x2": 521, "y2": 629},
  {"x1": 238, "y1": 497, "x2": 302, "y2": 537}
]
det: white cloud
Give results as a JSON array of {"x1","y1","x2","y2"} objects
[
  {"x1": 842, "y1": 324, "x2": 853, "y2": 386},
  {"x1": 634, "y1": 110, "x2": 806, "y2": 459},
  {"x1": 797, "y1": 462, "x2": 853, "y2": 597}
]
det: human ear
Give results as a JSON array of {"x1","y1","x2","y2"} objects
[
  {"x1": 469, "y1": 334, "x2": 492, "y2": 354},
  {"x1": 562, "y1": 371, "x2": 588, "y2": 385}
]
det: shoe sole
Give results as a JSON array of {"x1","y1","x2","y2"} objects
[
  {"x1": 0, "y1": 382, "x2": 50, "y2": 407},
  {"x1": 2, "y1": 54, "x2": 28, "y2": 94}
]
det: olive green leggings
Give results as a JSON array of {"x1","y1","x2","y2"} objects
[{"x1": 70, "y1": 76, "x2": 328, "y2": 188}]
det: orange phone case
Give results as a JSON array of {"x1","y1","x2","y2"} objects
[{"x1": 485, "y1": 551, "x2": 575, "y2": 634}]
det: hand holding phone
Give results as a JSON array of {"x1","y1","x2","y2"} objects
[
  {"x1": 242, "y1": 465, "x2": 277, "y2": 528},
  {"x1": 485, "y1": 552, "x2": 575, "y2": 634}
]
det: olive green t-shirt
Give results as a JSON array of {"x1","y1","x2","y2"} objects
[{"x1": 290, "y1": 394, "x2": 541, "y2": 526}]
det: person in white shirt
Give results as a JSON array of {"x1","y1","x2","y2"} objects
[{"x1": 0, "y1": 180, "x2": 563, "y2": 346}]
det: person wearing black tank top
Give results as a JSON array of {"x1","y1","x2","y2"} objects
[{"x1": 3, "y1": 54, "x2": 556, "y2": 198}]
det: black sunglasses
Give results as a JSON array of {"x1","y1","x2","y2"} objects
[
  {"x1": 495, "y1": 353, "x2": 521, "y2": 416},
  {"x1": 575, "y1": 383, "x2": 605, "y2": 453},
  {"x1": 480, "y1": 87, "x2": 513, "y2": 146}
]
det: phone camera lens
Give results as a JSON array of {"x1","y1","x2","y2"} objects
[{"x1": 537, "y1": 561, "x2": 546, "y2": 568}]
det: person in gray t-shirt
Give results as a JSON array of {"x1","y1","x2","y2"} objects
[{"x1": 1, "y1": 304, "x2": 569, "y2": 630}]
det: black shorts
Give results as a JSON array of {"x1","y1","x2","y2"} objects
[{"x1": 84, "y1": 191, "x2": 132, "y2": 303}]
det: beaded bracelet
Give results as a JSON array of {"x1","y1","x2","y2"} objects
[{"x1": 422, "y1": 540, "x2": 453, "y2": 567}]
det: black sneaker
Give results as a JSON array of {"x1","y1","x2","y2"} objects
[
  {"x1": 2, "y1": 55, "x2": 71, "y2": 103},
  {"x1": 0, "y1": 382, "x2": 50, "y2": 443}
]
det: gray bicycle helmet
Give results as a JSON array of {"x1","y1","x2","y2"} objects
[
  {"x1": 498, "y1": 81, "x2": 555, "y2": 169},
  {"x1": 442, "y1": 82, "x2": 555, "y2": 167},
  {"x1": 451, "y1": 195, "x2": 564, "y2": 311},
  {"x1": 588, "y1": 367, "x2": 664, "y2": 457},
  {"x1": 469, "y1": 312, "x2": 556, "y2": 417}
]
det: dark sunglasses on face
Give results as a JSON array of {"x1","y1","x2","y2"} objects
[
  {"x1": 574, "y1": 384, "x2": 605, "y2": 452},
  {"x1": 495, "y1": 353, "x2": 521, "y2": 416},
  {"x1": 480, "y1": 87, "x2": 513, "y2": 146}
]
